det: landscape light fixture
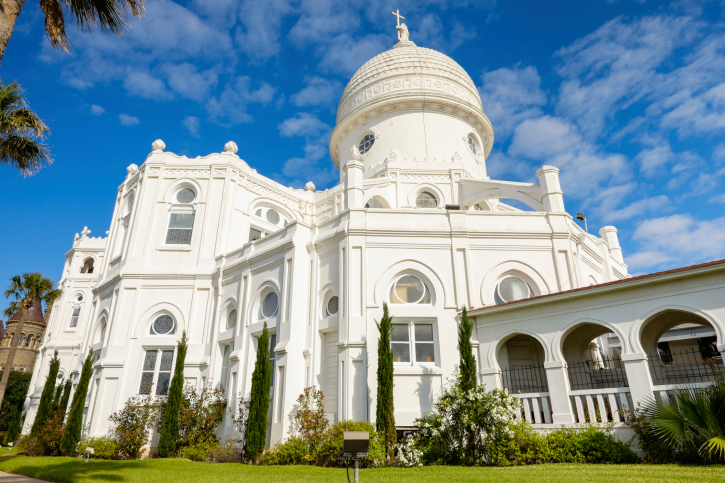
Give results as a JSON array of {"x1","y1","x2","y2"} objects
[
  {"x1": 343, "y1": 431, "x2": 369, "y2": 483},
  {"x1": 85, "y1": 447, "x2": 94, "y2": 463},
  {"x1": 576, "y1": 213, "x2": 588, "y2": 233}
]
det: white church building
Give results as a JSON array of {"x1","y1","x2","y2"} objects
[{"x1": 24, "y1": 23, "x2": 725, "y2": 446}]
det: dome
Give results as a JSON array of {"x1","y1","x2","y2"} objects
[{"x1": 336, "y1": 41, "x2": 484, "y2": 125}]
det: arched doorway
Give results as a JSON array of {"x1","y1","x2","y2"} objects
[{"x1": 641, "y1": 310, "x2": 724, "y2": 386}]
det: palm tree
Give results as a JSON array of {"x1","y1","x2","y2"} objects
[
  {"x1": 0, "y1": 273, "x2": 61, "y2": 407},
  {"x1": 0, "y1": 1, "x2": 145, "y2": 66},
  {"x1": 644, "y1": 376, "x2": 725, "y2": 463},
  {"x1": 0, "y1": 80, "x2": 51, "y2": 176}
]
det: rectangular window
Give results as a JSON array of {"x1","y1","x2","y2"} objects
[
  {"x1": 69, "y1": 307, "x2": 80, "y2": 328},
  {"x1": 165, "y1": 213, "x2": 195, "y2": 245},
  {"x1": 220, "y1": 343, "x2": 234, "y2": 392},
  {"x1": 249, "y1": 228, "x2": 262, "y2": 242},
  {"x1": 392, "y1": 321, "x2": 437, "y2": 366},
  {"x1": 139, "y1": 349, "x2": 174, "y2": 395}
]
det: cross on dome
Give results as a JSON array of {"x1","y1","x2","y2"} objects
[
  {"x1": 391, "y1": 9, "x2": 410, "y2": 42},
  {"x1": 391, "y1": 9, "x2": 404, "y2": 26}
]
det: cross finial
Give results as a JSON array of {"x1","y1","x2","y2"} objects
[
  {"x1": 81, "y1": 226, "x2": 91, "y2": 238},
  {"x1": 392, "y1": 9, "x2": 404, "y2": 27}
]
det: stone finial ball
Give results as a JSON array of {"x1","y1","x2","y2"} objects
[
  {"x1": 224, "y1": 141, "x2": 238, "y2": 154},
  {"x1": 127, "y1": 163, "x2": 139, "y2": 174},
  {"x1": 152, "y1": 139, "x2": 166, "y2": 151},
  {"x1": 305, "y1": 181, "x2": 316, "y2": 192}
]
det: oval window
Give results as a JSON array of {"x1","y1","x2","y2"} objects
[
  {"x1": 358, "y1": 133, "x2": 375, "y2": 155},
  {"x1": 261, "y1": 292, "x2": 279, "y2": 319},
  {"x1": 227, "y1": 309, "x2": 237, "y2": 329},
  {"x1": 152, "y1": 315, "x2": 175, "y2": 335},
  {"x1": 495, "y1": 277, "x2": 533, "y2": 304},
  {"x1": 176, "y1": 188, "x2": 196, "y2": 204},
  {"x1": 389, "y1": 275, "x2": 432, "y2": 304},
  {"x1": 326, "y1": 296, "x2": 339, "y2": 316},
  {"x1": 416, "y1": 191, "x2": 437, "y2": 208}
]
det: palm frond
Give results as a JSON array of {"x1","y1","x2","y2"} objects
[
  {"x1": 3, "y1": 272, "x2": 60, "y2": 315},
  {"x1": 2, "y1": 301, "x2": 19, "y2": 318},
  {"x1": 700, "y1": 435, "x2": 725, "y2": 461}
]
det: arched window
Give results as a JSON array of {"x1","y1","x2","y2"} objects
[
  {"x1": 69, "y1": 294, "x2": 83, "y2": 328},
  {"x1": 24, "y1": 335, "x2": 32, "y2": 348},
  {"x1": 494, "y1": 276, "x2": 534, "y2": 304},
  {"x1": 17, "y1": 335, "x2": 25, "y2": 347},
  {"x1": 166, "y1": 187, "x2": 196, "y2": 245},
  {"x1": 389, "y1": 274, "x2": 432, "y2": 305},
  {"x1": 415, "y1": 191, "x2": 438, "y2": 209},
  {"x1": 149, "y1": 314, "x2": 176, "y2": 336},
  {"x1": 227, "y1": 309, "x2": 238, "y2": 329},
  {"x1": 249, "y1": 205, "x2": 290, "y2": 242},
  {"x1": 325, "y1": 295, "x2": 339, "y2": 316},
  {"x1": 258, "y1": 291, "x2": 279, "y2": 320},
  {"x1": 81, "y1": 258, "x2": 94, "y2": 274},
  {"x1": 467, "y1": 134, "x2": 478, "y2": 156},
  {"x1": 113, "y1": 191, "x2": 135, "y2": 258},
  {"x1": 95, "y1": 317, "x2": 107, "y2": 345}
]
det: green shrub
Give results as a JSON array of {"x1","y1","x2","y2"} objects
[
  {"x1": 109, "y1": 395, "x2": 157, "y2": 460},
  {"x1": 77, "y1": 437, "x2": 118, "y2": 460},
  {"x1": 209, "y1": 439, "x2": 239, "y2": 463},
  {"x1": 315, "y1": 420, "x2": 384, "y2": 467},
  {"x1": 15, "y1": 435, "x2": 29, "y2": 452},
  {"x1": 176, "y1": 385, "x2": 226, "y2": 453},
  {"x1": 262, "y1": 436, "x2": 309, "y2": 465},
  {"x1": 0, "y1": 371, "x2": 31, "y2": 432},
  {"x1": 490, "y1": 420, "x2": 550, "y2": 466},
  {"x1": 545, "y1": 425, "x2": 638, "y2": 464},
  {"x1": 27, "y1": 412, "x2": 64, "y2": 456},
  {"x1": 179, "y1": 440, "x2": 217, "y2": 462}
]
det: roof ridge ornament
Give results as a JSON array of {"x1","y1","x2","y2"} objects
[{"x1": 392, "y1": 9, "x2": 412, "y2": 45}]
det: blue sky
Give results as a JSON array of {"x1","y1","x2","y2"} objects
[{"x1": 2, "y1": 0, "x2": 725, "y2": 311}]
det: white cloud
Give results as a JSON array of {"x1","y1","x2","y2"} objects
[
  {"x1": 123, "y1": 71, "x2": 172, "y2": 100},
  {"x1": 234, "y1": 0, "x2": 295, "y2": 60},
  {"x1": 635, "y1": 144, "x2": 674, "y2": 178},
  {"x1": 90, "y1": 105, "x2": 105, "y2": 116},
  {"x1": 183, "y1": 116, "x2": 201, "y2": 137},
  {"x1": 604, "y1": 195, "x2": 671, "y2": 222},
  {"x1": 160, "y1": 63, "x2": 218, "y2": 102},
  {"x1": 206, "y1": 76, "x2": 275, "y2": 124},
  {"x1": 627, "y1": 214, "x2": 725, "y2": 270},
  {"x1": 278, "y1": 113, "x2": 329, "y2": 137},
  {"x1": 119, "y1": 114, "x2": 140, "y2": 126},
  {"x1": 291, "y1": 77, "x2": 341, "y2": 108},
  {"x1": 276, "y1": 112, "x2": 336, "y2": 187},
  {"x1": 479, "y1": 65, "x2": 546, "y2": 141},
  {"x1": 318, "y1": 34, "x2": 388, "y2": 76}
]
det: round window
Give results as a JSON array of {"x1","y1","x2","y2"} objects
[
  {"x1": 358, "y1": 133, "x2": 375, "y2": 155},
  {"x1": 227, "y1": 309, "x2": 237, "y2": 329},
  {"x1": 326, "y1": 296, "x2": 339, "y2": 316},
  {"x1": 495, "y1": 277, "x2": 533, "y2": 304},
  {"x1": 152, "y1": 315, "x2": 175, "y2": 335},
  {"x1": 390, "y1": 275, "x2": 431, "y2": 304},
  {"x1": 176, "y1": 188, "x2": 196, "y2": 204},
  {"x1": 76, "y1": 294, "x2": 83, "y2": 302},
  {"x1": 416, "y1": 191, "x2": 437, "y2": 208},
  {"x1": 467, "y1": 135, "x2": 478, "y2": 156},
  {"x1": 261, "y1": 292, "x2": 279, "y2": 319},
  {"x1": 266, "y1": 209, "x2": 280, "y2": 225}
]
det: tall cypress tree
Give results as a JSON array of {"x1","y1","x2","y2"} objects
[
  {"x1": 458, "y1": 307, "x2": 477, "y2": 393},
  {"x1": 60, "y1": 350, "x2": 93, "y2": 455},
  {"x1": 244, "y1": 322, "x2": 272, "y2": 462},
  {"x1": 59, "y1": 379, "x2": 72, "y2": 413},
  {"x1": 30, "y1": 350, "x2": 60, "y2": 436},
  {"x1": 158, "y1": 331, "x2": 188, "y2": 458},
  {"x1": 52, "y1": 382, "x2": 64, "y2": 410},
  {"x1": 375, "y1": 302, "x2": 396, "y2": 458}
]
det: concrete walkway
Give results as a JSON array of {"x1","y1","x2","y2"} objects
[{"x1": 0, "y1": 472, "x2": 47, "y2": 482}]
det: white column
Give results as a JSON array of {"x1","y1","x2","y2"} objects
[
  {"x1": 536, "y1": 165, "x2": 565, "y2": 213},
  {"x1": 599, "y1": 226, "x2": 624, "y2": 264},
  {"x1": 480, "y1": 367, "x2": 501, "y2": 390},
  {"x1": 622, "y1": 352, "x2": 654, "y2": 407},
  {"x1": 544, "y1": 361, "x2": 575, "y2": 424},
  {"x1": 343, "y1": 160, "x2": 365, "y2": 210}
]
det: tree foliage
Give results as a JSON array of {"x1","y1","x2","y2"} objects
[
  {"x1": 0, "y1": 371, "x2": 31, "y2": 430},
  {"x1": 60, "y1": 349, "x2": 94, "y2": 455},
  {"x1": 375, "y1": 302, "x2": 396, "y2": 458},
  {"x1": 30, "y1": 350, "x2": 60, "y2": 437},
  {"x1": 244, "y1": 322, "x2": 272, "y2": 462},
  {"x1": 158, "y1": 331, "x2": 188, "y2": 457},
  {"x1": 458, "y1": 307, "x2": 477, "y2": 393},
  {"x1": 59, "y1": 379, "x2": 72, "y2": 413},
  {"x1": 110, "y1": 395, "x2": 155, "y2": 460}
]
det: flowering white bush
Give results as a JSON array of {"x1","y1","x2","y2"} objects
[
  {"x1": 396, "y1": 435, "x2": 423, "y2": 467},
  {"x1": 414, "y1": 380, "x2": 520, "y2": 465}
]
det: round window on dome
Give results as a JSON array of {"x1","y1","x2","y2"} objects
[
  {"x1": 467, "y1": 135, "x2": 478, "y2": 156},
  {"x1": 260, "y1": 292, "x2": 279, "y2": 319},
  {"x1": 176, "y1": 188, "x2": 196, "y2": 204},
  {"x1": 266, "y1": 209, "x2": 280, "y2": 225},
  {"x1": 494, "y1": 277, "x2": 533, "y2": 304},
  {"x1": 416, "y1": 191, "x2": 438, "y2": 208},
  {"x1": 151, "y1": 315, "x2": 175, "y2": 335},
  {"x1": 326, "y1": 296, "x2": 339, "y2": 316},
  {"x1": 358, "y1": 133, "x2": 375, "y2": 155}
]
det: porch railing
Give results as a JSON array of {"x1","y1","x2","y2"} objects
[
  {"x1": 569, "y1": 387, "x2": 632, "y2": 424},
  {"x1": 648, "y1": 349, "x2": 725, "y2": 386},
  {"x1": 511, "y1": 392, "x2": 553, "y2": 424},
  {"x1": 499, "y1": 364, "x2": 549, "y2": 394},
  {"x1": 566, "y1": 356, "x2": 629, "y2": 390}
]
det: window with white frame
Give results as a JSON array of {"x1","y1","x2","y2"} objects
[
  {"x1": 113, "y1": 191, "x2": 135, "y2": 258},
  {"x1": 165, "y1": 187, "x2": 196, "y2": 245},
  {"x1": 220, "y1": 342, "x2": 234, "y2": 392},
  {"x1": 258, "y1": 291, "x2": 279, "y2": 320},
  {"x1": 467, "y1": 134, "x2": 478, "y2": 157},
  {"x1": 494, "y1": 276, "x2": 534, "y2": 304},
  {"x1": 139, "y1": 348, "x2": 174, "y2": 395},
  {"x1": 391, "y1": 321, "x2": 436, "y2": 365},
  {"x1": 249, "y1": 205, "x2": 290, "y2": 243},
  {"x1": 69, "y1": 294, "x2": 83, "y2": 328},
  {"x1": 325, "y1": 295, "x2": 339, "y2": 316},
  {"x1": 389, "y1": 274, "x2": 432, "y2": 304},
  {"x1": 149, "y1": 314, "x2": 176, "y2": 336}
]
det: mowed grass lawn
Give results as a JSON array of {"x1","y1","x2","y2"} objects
[{"x1": 0, "y1": 457, "x2": 724, "y2": 483}]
